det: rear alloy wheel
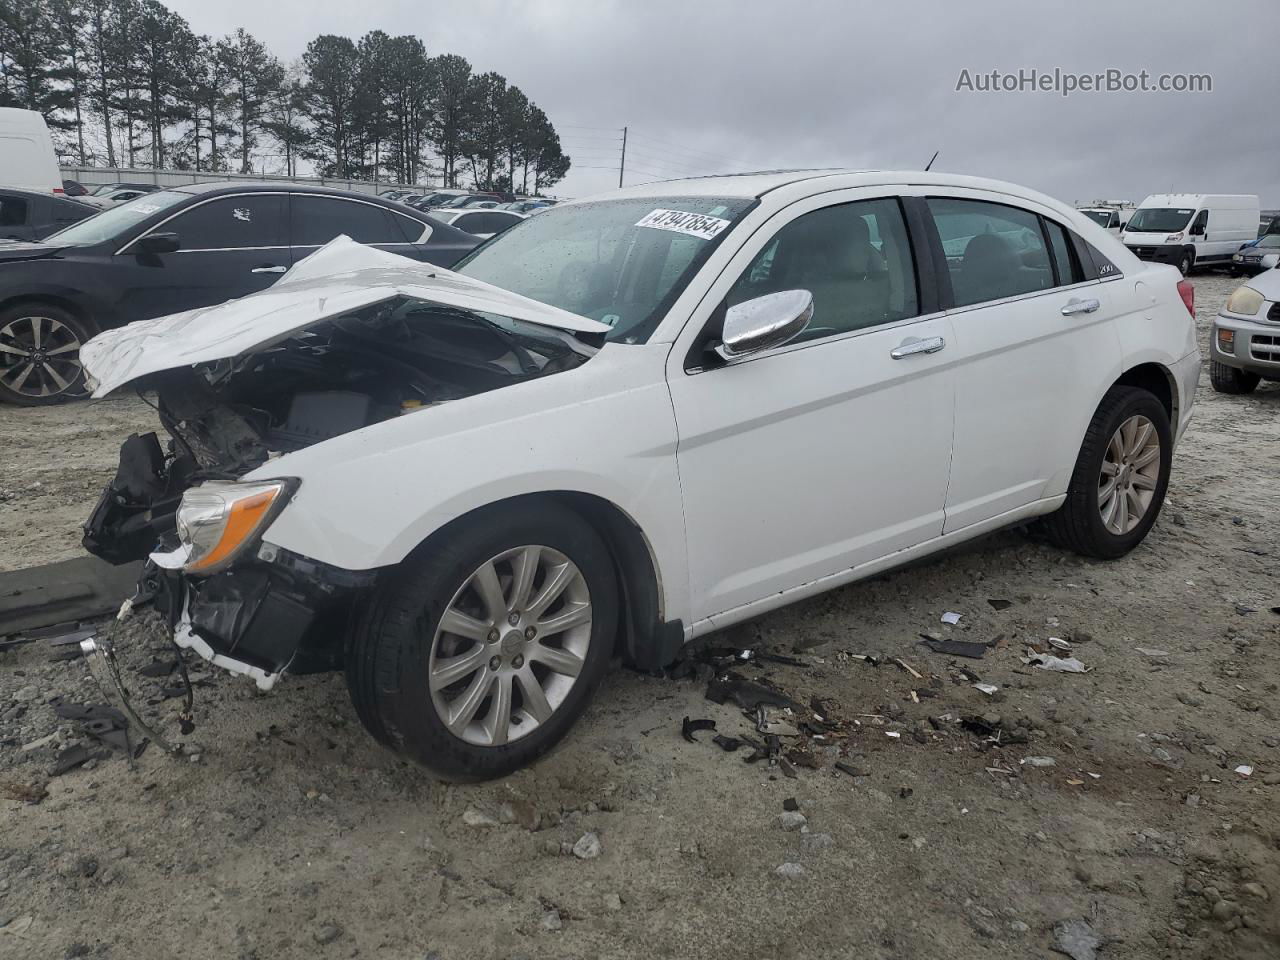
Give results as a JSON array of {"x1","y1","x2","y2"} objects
[
  {"x1": 1210, "y1": 360, "x2": 1260, "y2": 394},
  {"x1": 0, "y1": 305, "x2": 93, "y2": 406},
  {"x1": 1040, "y1": 385, "x2": 1172, "y2": 559},
  {"x1": 346, "y1": 502, "x2": 617, "y2": 780}
]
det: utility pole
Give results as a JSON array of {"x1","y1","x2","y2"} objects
[{"x1": 619, "y1": 126, "x2": 627, "y2": 188}]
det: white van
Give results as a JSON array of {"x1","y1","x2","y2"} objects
[
  {"x1": 1121, "y1": 194, "x2": 1260, "y2": 275},
  {"x1": 0, "y1": 108, "x2": 63, "y2": 194},
  {"x1": 1078, "y1": 202, "x2": 1135, "y2": 236}
]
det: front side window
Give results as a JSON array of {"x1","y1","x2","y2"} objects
[
  {"x1": 47, "y1": 189, "x2": 189, "y2": 247},
  {"x1": 726, "y1": 197, "x2": 919, "y2": 341},
  {"x1": 169, "y1": 195, "x2": 286, "y2": 250},
  {"x1": 455, "y1": 195, "x2": 756, "y2": 344},
  {"x1": 291, "y1": 196, "x2": 405, "y2": 246},
  {"x1": 1126, "y1": 207, "x2": 1195, "y2": 233},
  {"x1": 1191, "y1": 210, "x2": 1208, "y2": 234},
  {"x1": 928, "y1": 197, "x2": 1053, "y2": 307}
]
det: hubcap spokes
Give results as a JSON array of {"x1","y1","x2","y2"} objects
[
  {"x1": 0, "y1": 315, "x2": 83, "y2": 398},
  {"x1": 429, "y1": 545, "x2": 592, "y2": 746},
  {"x1": 1098, "y1": 414, "x2": 1160, "y2": 535}
]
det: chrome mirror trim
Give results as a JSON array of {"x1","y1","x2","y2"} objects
[{"x1": 716, "y1": 289, "x2": 814, "y2": 361}]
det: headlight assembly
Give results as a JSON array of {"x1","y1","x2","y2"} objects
[
  {"x1": 1224, "y1": 286, "x2": 1264, "y2": 317},
  {"x1": 176, "y1": 479, "x2": 296, "y2": 575}
]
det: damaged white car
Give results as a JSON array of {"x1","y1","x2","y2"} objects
[{"x1": 81, "y1": 171, "x2": 1200, "y2": 779}]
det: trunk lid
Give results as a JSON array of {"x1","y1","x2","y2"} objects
[{"x1": 81, "y1": 236, "x2": 609, "y2": 397}]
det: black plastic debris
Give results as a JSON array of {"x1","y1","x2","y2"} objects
[
  {"x1": 834, "y1": 761, "x2": 867, "y2": 778},
  {"x1": 706, "y1": 672, "x2": 803, "y2": 712},
  {"x1": 782, "y1": 797, "x2": 800, "y2": 811},
  {"x1": 51, "y1": 744, "x2": 102, "y2": 777},
  {"x1": 681, "y1": 716, "x2": 716, "y2": 743},
  {"x1": 987, "y1": 598, "x2": 1013, "y2": 610},
  {"x1": 53, "y1": 702, "x2": 145, "y2": 758},
  {"x1": 138, "y1": 659, "x2": 179, "y2": 678},
  {"x1": 921, "y1": 637, "x2": 987, "y2": 660},
  {"x1": 712, "y1": 734, "x2": 746, "y2": 752}
]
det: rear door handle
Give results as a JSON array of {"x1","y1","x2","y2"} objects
[
  {"x1": 251, "y1": 265, "x2": 287, "y2": 274},
  {"x1": 891, "y1": 335, "x2": 946, "y2": 359},
  {"x1": 1060, "y1": 297, "x2": 1100, "y2": 316}
]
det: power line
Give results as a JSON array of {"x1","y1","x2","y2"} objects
[{"x1": 625, "y1": 131, "x2": 743, "y2": 167}]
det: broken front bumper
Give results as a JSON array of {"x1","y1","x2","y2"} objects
[{"x1": 154, "y1": 548, "x2": 375, "y2": 690}]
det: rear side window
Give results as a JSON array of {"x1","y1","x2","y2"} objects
[
  {"x1": 170, "y1": 195, "x2": 286, "y2": 250},
  {"x1": 1044, "y1": 220, "x2": 1085, "y2": 285},
  {"x1": 928, "y1": 198, "x2": 1053, "y2": 307},
  {"x1": 291, "y1": 197, "x2": 407, "y2": 246},
  {"x1": 0, "y1": 196, "x2": 29, "y2": 227},
  {"x1": 727, "y1": 197, "x2": 919, "y2": 341}
]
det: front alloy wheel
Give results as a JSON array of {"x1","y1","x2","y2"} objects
[
  {"x1": 0, "y1": 306, "x2": 91, "y2": 405},
  {"x1": 345, "y1": 501, "x2": 617, "y2": 780},
  {"x1": 429, "y1": 546, "x2": 593, "y2": 747}
]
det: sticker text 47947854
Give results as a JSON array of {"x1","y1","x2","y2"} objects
[{"x1": 635, "y1": 209, "x2": 732, "y2": 241}]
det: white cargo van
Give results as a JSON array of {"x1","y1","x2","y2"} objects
[
  {"x1": 0, "y1": 108, "x2": 63, "y2": 194},
  {"x1": 1078, "y1": 202, "x2": 1135, "y2": 235},
  {"x1": 1121, "y1": 194, "x2": 1260, "y2": 275}
]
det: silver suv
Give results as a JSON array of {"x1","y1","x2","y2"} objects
[{"x1": 1211, "y1": 266, "x2": 1280, "y2": 393}]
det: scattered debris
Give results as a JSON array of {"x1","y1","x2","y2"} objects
[
  {"x1": 973, "y1": 683, "x2": 999, "y2": 696},
  {"x1": 1025, "y1": 651, "x2": 1090, "y2": 673},
  {"x1": 51, "y1": 744, "x2": 101, "y2": 777},
  {"x1": 782, "y1": 797, "x2": 799, "y2": 812},
  {"x1": 941, "y1": 611, "x2": 962, "y2": 625},
  {"x1": 572, "y1": 832, "x2": 602, "y2": 860},
  {"x1": 681, "y1": 716, "x2": 716, "y2": 743},
  {"x1": 1234, "y1": 765, "x2": 1253, "y2": 777},
  {"x1": 892, "y1": 658, "x2": 923, "y2": 680},
  {"x1": 1050, "y1": 918, "x2": 1102, "y2": 960},
  {"x1": 834, "y1": 761, "x2": 867, "y2": 778},
  {"x1": 1021, "y1": 756, "x2": 1056, "y2": 767},
  {"x1": 711, "y1": 734, "x2": 746, "y2": 752},
  {"x1": 1047, "y1": 637, "x2": 1073, "y2": 652},
  {"x1": 921, "y1": 637, "x2": 987, "y2": 659},
  {"x1": 987, "y1": 598, "x2": 1013, "y2": 610},
  {"x1": 706, "y1": 673, "x2": 803, "y2": 712}
]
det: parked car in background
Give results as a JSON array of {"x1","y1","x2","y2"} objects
[
  {"x1": 429, "y1": 207, "x2": 526, "y2": 239},
  {"x1": 1122, "y1": 193, "x2": 1260, "y2": 275},
  {"x1": 0, "y1": 108, "x2": 63, "y2": 194},
  {"x1": 79, "y1": 183, "x2": 162, "y2": 209},
  {"x1": 0, "y1": 183, "x2": 478, "y2": 405},
  {"x1": 410, "y1": 189, "x2": 469, "y2": 209},
  {"x1": 436, "y1": 193, "x2": 504, "y2": 210},
  {"x1": 0, "y1": 187, "x2": 96, "y2": 241},
  {"x1": 78, "y1": 169, "x2": 1198, "y2": 780},
  {"x1": 503, "y1": 199, "x2": 555, "y2": 215},
  {"x1": 61, "y1": 179, "x2": 89, "y2": 197},
  {"x1": 1210, "y1": 263, "x2": 1280, "y2": 393},
  {"x1": 1230, "y1": 233, "x2": 1280, "y2": 276}
]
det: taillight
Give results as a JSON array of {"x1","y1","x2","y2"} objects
[
  {"x1": 1177, "y1": 279, "x2": 1194, "y2": 317},
  {"x1": 52, "y1": 187, "x2": 65, "y2": 194}
]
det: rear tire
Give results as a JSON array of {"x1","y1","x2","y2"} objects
[
  {"x1": 1040, "y1": 386, "x2": 1172, "y2": 560},
  {"x1": 1210, "y1": 360, "x2": 1260, "y2": 395},
  {"x1": 345, "y1": 501, "x2": 618, "y2": 780},
  {"x1": 0, "y1": 302, "x2": 94, "y2": 406}
]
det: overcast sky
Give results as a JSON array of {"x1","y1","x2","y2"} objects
[{"x1": 166, "y1": 0, "x2": 1279, "y2": 206}]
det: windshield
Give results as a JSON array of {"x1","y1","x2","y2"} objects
[
  {"x1": 1127, "y1": 207, "x2": 1195, "y2": 233},
  {"x1": 44, "y1": 190, "x2": 188, "y2": 246},
  {"x1": 454, "y1": 195, "x2": 756, "y2": 343},
  {"x1": 1081, "y1": 209, "x2": 1112, "y2": 227},
  {"x1": 1256, "y1": 234, "x2": 1280, "y2": 249}
]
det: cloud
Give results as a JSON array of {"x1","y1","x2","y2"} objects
[{"x1": 163, "y1": 0, "x2": 1278, "y2": 205}]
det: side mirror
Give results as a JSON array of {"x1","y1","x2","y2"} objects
[
  {"x1": 136, "y1": 232, "x2": 179, "y2": 254},
  {"x1": 1190, "y1": 223, "x2": 1205, "y2": 237},
  {"x1": 1262, "y1": 253, "x2": 1280, "y2": 270},
  {"x1": 717, "y1": 289, "x2": 813, "y2": 361},
  {"x1": 1118, "y1": 222, "x2": 1127, "y2": 232}
]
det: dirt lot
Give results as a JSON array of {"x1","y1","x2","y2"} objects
[{"x1": 1, "y1": 273, "x2": 1277, "y2": 960}]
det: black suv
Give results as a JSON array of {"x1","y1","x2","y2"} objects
[
  {"x1": 0, "y1": 183, "x2": 479, "y2": 405},
  {"x1": 0, "y1": 187, "x2": 96, "y2": 241}
]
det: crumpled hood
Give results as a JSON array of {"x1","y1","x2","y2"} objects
[{"x1": 81, "y1": 236, "x2": 609, "y2": 398}]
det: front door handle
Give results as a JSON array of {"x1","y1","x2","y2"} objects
[
  {"x1": 891, "y1": 335, "x2": 946, "y2": 359},
  {"x1": 251, "y1": 265, "x2": 287, "y2": 274},
  {"x1": 1061, "y1": 297, "x2": 1100, "y2": 316}
]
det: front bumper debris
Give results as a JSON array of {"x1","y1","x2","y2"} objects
[
  {"x1": 80, "y1": 636, "x2": 181, "y2": 757},
  {"x1": 153, "y1": 547, "x2": 376, "y2": 690}
]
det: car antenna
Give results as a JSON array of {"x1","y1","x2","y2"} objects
[{"x1": 924, "y1": 150, "x2": 940, "y2": 172}]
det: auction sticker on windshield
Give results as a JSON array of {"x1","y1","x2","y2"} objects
[{"x1": 635, "y1": 209, "x2": 731, "y2": 240}]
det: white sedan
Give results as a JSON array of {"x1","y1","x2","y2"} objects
[
  {"x1": 429, "y1": 207, "x2": 527, "y2": 239},
  {"x1": 81, "y1": 170, "x2": 1200, "y2": 780}
]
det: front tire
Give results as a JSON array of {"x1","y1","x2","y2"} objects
[
  {"x1": 1210, "y1": 360, "x2": 1260, "y2": 394},
  {"x1": 1177, "y1": 251, "x2": 1193, "y2": 276},
  {"x1": 1040, "y1": 386, "x2": 1172, "y2": 560},
  {"x1": 346, "y1": 502, "x2": 618, "y2": 780},
  {"x1": 0, "y1": 302, "x2": 94, "y2": 406}
]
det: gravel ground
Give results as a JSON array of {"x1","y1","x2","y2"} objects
[{"x1": 0, "y1": 273, "x2": 1277, "y2": 960}]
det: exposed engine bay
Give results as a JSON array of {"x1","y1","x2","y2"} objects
[{"x1": 84, "y1": 295, "x2": 593, "y2": 563}]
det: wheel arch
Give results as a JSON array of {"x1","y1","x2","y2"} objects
[
  {"x1": 394, "y1": 491, "x2": 682, "y2": 672},
  {"x1": 0, "y1": 291, "x2": 100, "y2": 334},
  {"x1": 1113, "y1": 361, "x2": 1176, "y2": 423}
]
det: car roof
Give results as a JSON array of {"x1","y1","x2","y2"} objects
[{"x1": 167, "y1": 181, "x2": 409, "y2": 201}]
